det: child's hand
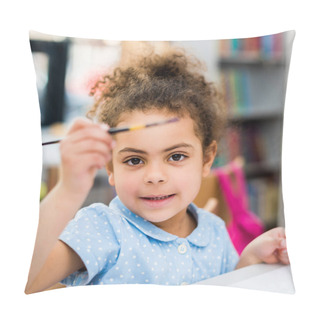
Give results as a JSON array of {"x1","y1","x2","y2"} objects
[
  {"x1": 59, "y1": 118, "x2": 114, "y2": 199},
  {"x1": 236, "y1": 227, "x2": 290, "y2": 269}
]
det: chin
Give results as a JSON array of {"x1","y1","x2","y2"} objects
[{"x1": 141, "y1": 213, "x2": 174, "y2": 224}]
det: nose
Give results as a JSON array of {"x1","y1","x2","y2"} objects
[{"x1": 143, "y1": 162, "x2": 167, "y2": 184}]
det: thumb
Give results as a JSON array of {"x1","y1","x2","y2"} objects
[
  {"x1": 268, "y1": 227, "x2": 286, "y2": 248},
  {"x1": 279, "y1": 238, "x2": 287, "y2": 250},
  {"x1": 277, "y1": 238, "x2": 290, "y2": 265}
]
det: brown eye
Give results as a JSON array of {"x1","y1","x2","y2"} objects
[
  {"x1": 126, "y1": 158, "x2": 143, "y2": 166},
  {"x1": 169, "y1": 154, "x2": 186, "y2": 162}
]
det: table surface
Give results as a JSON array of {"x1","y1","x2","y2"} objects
[{"x1": 195, "y1": 263, "x2": 295, "y2": 294}]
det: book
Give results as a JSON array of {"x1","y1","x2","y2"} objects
[
  {"x1": 219, "y1": 69, "x2": 251, "y2": 115},
  {"x1": 247, "y1": 178, "x2": 279, "y2": 226},
  {"x1": 218, "y1": 34, "x2": 284, "y2": 61}
]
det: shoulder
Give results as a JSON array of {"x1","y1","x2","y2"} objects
[
  {"x1": 60, "y1": 201, "x2": 127, "y2": 252},
  {"x1": 74, "y1": 202, "x2": 117, "y2": 218},
  {"x1": 67, "y1": 202, "x2": 124, "y2": 232}
]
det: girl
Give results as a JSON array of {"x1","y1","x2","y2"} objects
[{"x1": 25, "y1": 47, "x2": 289, "y2": 293}]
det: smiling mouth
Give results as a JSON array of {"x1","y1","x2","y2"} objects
[{"x1": 140, "y1": 194, "x2": 175, "y2": 201}]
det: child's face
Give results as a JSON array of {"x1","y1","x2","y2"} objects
[{"x1": 107, "y1": 110, "x2": 216, "y2": 227}]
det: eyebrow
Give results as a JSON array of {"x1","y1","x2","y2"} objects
[{"x1": 118, "y1": 143, "x2": 194, "y2": 155}]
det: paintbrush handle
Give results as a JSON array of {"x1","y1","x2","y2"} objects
[
  {"x1": 42, "y1": 117, "x2": 179, "y2": 146},
  {"x1": 42, "y1": 139, "x2": 62, "y2": 146}
]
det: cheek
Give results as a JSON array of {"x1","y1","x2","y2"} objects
[
  {"x1": 174, "y1": 167, "x2": 203, "y2": 194},
  {"x1": 113, "y1": 170, "x2": 140, "y2": 195}
]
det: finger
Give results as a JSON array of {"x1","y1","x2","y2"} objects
[
  {"x1": 69, "y1": 138, "x2": 112, "y2": 158},
  {"x1": 67, "y1": 122, "x2": 110, "y2": 140},
  {"x1": 61, "y1": 125, "x2": 114, "y2": 158},
  {"x1": 65, "y1": 152, "x2": 110, "y2": 173},
  {"x1": 68, "y1": 125, "x2": 114, "y2": 148},
  {"x1": 67, "y1": 117, "x2": 95, "y2": 134},
  {"x1": 66, "y1": 118, "x2": 113, "y2": 144},
  {"x1": 265, "y1": 227, "x2": 287, "y2": 250},
  {"x1": 277, "y1": 247, "x2": 290, "y2": 265},
  {"x1": 279, "y1": 238, "x2": 287, "y2": 249},
  {"x1": 61, "y1": 141, "x2": 112, "y2": 169}
]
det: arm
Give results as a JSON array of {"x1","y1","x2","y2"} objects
[
  {"x1": 25, "y1": 118, "x2": 114, "y2": 293},
  {"x1": 236, "y1": 227, "x2": 290, "y2": 269},
  {"x1": 25, "y1": 240, "x2": 84, "y2": 294}
]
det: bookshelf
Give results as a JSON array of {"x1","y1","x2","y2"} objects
[
  {"x1": 34, "y1": 34, "x2": 292, "y2": 229},
  {"x1": 213, "y1": 32, "x2": 293, "y2": 229}
]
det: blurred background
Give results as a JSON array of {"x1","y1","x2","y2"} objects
[{"x1": 30, "y1": 30, "x2": 294, "y2": 231}]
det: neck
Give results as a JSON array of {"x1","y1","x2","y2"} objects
[{"x1": 152, "y1": 209, "x2": 197, "y2": 238}]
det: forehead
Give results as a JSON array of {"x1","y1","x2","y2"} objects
[
  {"x1": 114, "y1": 110, "x2": 201, "y2": 149},
  {"x1": 117, "y1": 109, "x2": 177, "y2": 125}
]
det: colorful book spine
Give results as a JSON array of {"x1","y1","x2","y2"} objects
[
  {"x1": 260, "y1": 35, "x2": 273, "y2": 59},
  {"x1": 241, "y1": 70, "x2": 251, "y2": 110},
  {"x1": 226, "y1": 127, "x2": 241, "y2": 160},
  {"x1": 219, "y1": 39, "x2": 231, "y2": 58},
  {"x1": 219, "y1": 69, "x2": 251, "y2": 115},
  {"x1": 272, "y1": 32, "x2": 283, "y2": 59},
  {"x1": 219, "y1": 33, "x2": 284, "y2": 60},
  {"x1": 215, "y1": 123, "x2": 267, "y2": 166},
  {"x1": 247, "y1": 178, "x2": 279, "y2": 225}
]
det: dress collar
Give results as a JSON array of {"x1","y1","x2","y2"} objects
[{"x1": 109, "y1": 197, "x2": 210, "y2": 247}]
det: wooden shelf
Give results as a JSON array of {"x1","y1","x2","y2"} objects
[
  {"x1": 219, "y1": 56, "x2": 285, "y2": 67},
  {"x1": 245, "y1": 161, "x2": 281, "y2": 177},
  {"x1": 228, "y1": 109, "x2": 283, "y2": 122}
]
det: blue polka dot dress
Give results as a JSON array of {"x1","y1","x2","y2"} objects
[{"x1": 59, "y1": 197, "x2": 239, "y2": 286}]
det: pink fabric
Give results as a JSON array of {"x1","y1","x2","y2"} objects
[{"x1": 214, "y1": 161, "x2": 264, "y2": 254}]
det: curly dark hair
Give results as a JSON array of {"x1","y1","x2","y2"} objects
[{"x1": 87, "y1": 47, "x2": 226, "y2": 154}]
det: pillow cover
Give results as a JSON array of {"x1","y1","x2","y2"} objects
[{"x1": 29, "y1": 30, "x2": 295, "y2": 294}]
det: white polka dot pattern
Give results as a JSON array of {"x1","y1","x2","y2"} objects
[{"x1": 59, "y1": 197, "x2": 239, "y2": 286}]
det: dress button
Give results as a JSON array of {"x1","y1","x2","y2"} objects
[{"x1": 178, "y1": 244, "x2": 187, "y2": 254}]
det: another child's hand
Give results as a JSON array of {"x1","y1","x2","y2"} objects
[
  {"x1": 236, "y1": 227, "x2": 290, "y2": 269},
  {"x1": 59, "y1": 118, "x2": 114, "y2": 198}
]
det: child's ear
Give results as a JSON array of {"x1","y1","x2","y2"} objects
[
  {"x1": 105, "y1": 162, "x2": 115, "y2": 186},
  {"x1": 202, "y1": 141, "x2": 217, "y2": 177}
]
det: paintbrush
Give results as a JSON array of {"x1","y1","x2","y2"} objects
[{"x1": 42, "y1": 117, "x2": 179, "y2": 146}]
